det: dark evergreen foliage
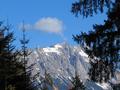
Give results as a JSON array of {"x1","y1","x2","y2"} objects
[
  {"x1": 112, "y1": 84, "x2": 120, "y2": 90},
  {"x1": 71, "y1": 0, "x2": 113, "y2": 17},
  {"x1": 40, "y1": 71, "x2": 53, "y2": 90},
  {"x1": 0, "y1": 22, "x2": 33, "y2": 90},
  {"x1": 72, "y1": 0, "x2": 120, "y2": 88},
  {"x1": 19, "y1": 22, "x2": 36, "y2": 90},
  {"x1": 70, "y1": 75, "x2": 85, "y2": 90}
]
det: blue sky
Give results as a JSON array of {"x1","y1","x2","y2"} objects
[{"x1": 0, "y1": 0, "x2": 107, "y2": 48}]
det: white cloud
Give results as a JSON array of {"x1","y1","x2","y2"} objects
[
  {"x1": 19, "y1": 17, "x2": 64, "y2": 34},
  {"x1": 34, "y1": 17, "x2": 63, "y2": 34}
]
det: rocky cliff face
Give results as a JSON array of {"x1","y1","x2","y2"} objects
[
  {"x1": 27, "y1": 42, "x2": 112, "y2": 90},
  {"x1": 27, "y1": 42, "x2": 89, "y2": 89}
]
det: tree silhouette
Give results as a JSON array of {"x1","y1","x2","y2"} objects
[
  {"x1": 0, "y1": 21, "x2": 34, "y2": 90},
  {"x1": 71, "y1": 0, "x2": 113, "y2": 17},
  {"x1": 72, "y1": 0, "x2": 120, "y2": 88},
  {"x1": 70, "y1": 75, "x2": 85, "y2": 90}
]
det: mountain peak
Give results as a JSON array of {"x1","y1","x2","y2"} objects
[{"x1": 28, "y1": 43, "x2": 90, "y2": 89}]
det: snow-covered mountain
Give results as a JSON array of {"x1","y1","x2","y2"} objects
[{"x1": 27, "y1": 42, "x2": 112, "y2": 90}]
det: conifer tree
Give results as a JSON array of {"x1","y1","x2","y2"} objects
[
  {"x1": 112, "y1": 83, "x2": 120, "y2": 90},
  {"x1": 0, "y1": 21, "x2": 21, "y2": 90},
  {"x1": 71, "y1": 0, "x2": 113, "y2": 17},
  {"x1": 19, "y1": 22, "x2": 35, "y2": 90},
  {"x1": 70, "y1": 75, "x2": 85, "y2": 90},
  {"x1": 69, "y1": 60, "x2": 85, "y2": 90},
  {"x1": 0, "y1": 21, "x2": 33, "y2": 90},
  {"x1": 72, "y1": 0, "x2": 120, "y2": 86},
  {"x1": 39, "y1": 70, "x2": 53, "y2": 90},
  {"x1": 20, "y1": 22, "x2": 30, "y2": 89}
]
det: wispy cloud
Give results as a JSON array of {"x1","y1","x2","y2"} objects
[{"x1": 19, "y1": 17, "x2": 64, "y2": 35}]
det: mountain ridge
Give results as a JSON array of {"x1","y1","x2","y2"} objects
[{"x1": 27, "y1": 42, "x2": 112, "y2": 90}]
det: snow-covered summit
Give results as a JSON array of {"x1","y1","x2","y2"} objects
[
  {"x1": 27, "y1": 42, "x2": 112, "y2": 90},
  {"x1": 27, "y1": 42, "x2": 89, "y2": 88}
]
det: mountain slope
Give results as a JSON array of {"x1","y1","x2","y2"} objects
[
  {"x1": 27, "y1": 42, "x2": 112, "y2": 90},
  {"x1": 28, "y1": 42, "x2": 89, "y2": 88}
]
